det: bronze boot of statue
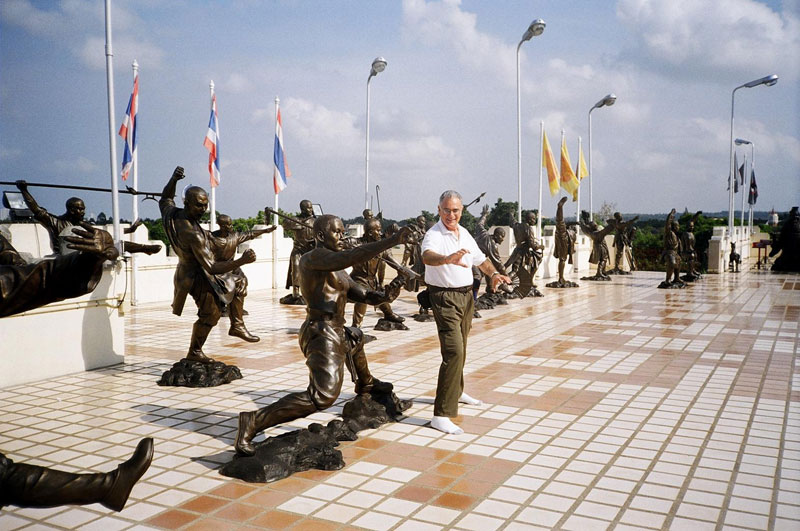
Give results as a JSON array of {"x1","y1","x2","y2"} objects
[
  {"x1": 228, "y1": 298, "x2": 259, "y2": 343},
  {"x1": 1, "y1": 438, "x2": 153, "y2": 511},
  {"x1": 186, "y1": 322, "x2": 216, "y2": 363}
]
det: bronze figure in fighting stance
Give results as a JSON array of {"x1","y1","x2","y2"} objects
[{"x1": 234, "y1": 215, "x2": 412, "y2": 456}]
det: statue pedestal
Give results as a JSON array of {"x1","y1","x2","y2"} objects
[{"x1": 0, "y1": 264, "x2": 125, "y2": 388}]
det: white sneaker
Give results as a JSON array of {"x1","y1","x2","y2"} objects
[
  {"x1": 459, "y1": 392, "x2": 483, "y2": 406},
  {"x1": 431, "y1": 416, "x2": 464, "y2": 435}
]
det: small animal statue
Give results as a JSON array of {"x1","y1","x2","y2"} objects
[{"x1": 729, "y1": 242, "x2": 741, "y2": 272}]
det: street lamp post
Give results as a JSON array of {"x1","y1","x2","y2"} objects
[
  {"x1": 516, "y1": 19, "x2": 545, "y2": 224},
  {"x1": 728, "y1": 74, "x2": 777, "y2": 241},
  {"x1": 365, "y1": 57, "x2": 387, "y2": 210},
  {"x1": 735, "y1": 138, "x2": 755, "y2": 233},
  {"x1": 587, "y1": 93, "x2": 616, "y2": 221}
]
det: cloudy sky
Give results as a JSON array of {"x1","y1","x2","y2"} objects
[{"x1": 1, "y1": 0, "x2": 798, "y2": 223}]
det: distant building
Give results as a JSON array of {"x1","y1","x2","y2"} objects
[{"x1": 770, "y1": 209, "x2": 779, "y2": 227}]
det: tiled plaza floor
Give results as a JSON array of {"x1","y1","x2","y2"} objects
[{"x1": 2, "y1": 270, "x2": 799, "y2": 530}]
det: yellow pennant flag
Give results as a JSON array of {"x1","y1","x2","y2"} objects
[
  {"x1": 560, "y1": 135, "x2": 579, "y2": 195},
  {"x1": 573, "y1": 140, "x2": 589, "y2": 201},
  {"x1": 542, "y1": 130, "x2": 560, "y2": 196}
]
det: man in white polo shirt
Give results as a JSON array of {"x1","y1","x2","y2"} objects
[{"x1": 421, "y1": 190, "x2": 511, "y2": 434}]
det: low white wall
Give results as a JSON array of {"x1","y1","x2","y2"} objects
[
  {"x1": 0, "y1": 261, "x2": 125, "y2": 388},
  {"x1": 708, "y1": 226, "x2": 752, "y2": 273}
]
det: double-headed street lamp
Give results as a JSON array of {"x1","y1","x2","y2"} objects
[
  {"x1": 516, "y1": 18, "x2": 546, "y2": 224},
  {"x1": 365, "y1": 57, "x2": 387, "y2": 210},
  {"x1": 587, "y1": 93, "x2": 616, "y2": 221},
  {"x1": 727, "y1": 74, "x2": 777, "y2": 239},
  {"x1": 735, "y1": 138, "x2": 756, "y2": 231}
]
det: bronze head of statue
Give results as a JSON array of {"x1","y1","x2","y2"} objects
[
  {"x1": 300, "y1": 200, "x2": 314, "y2": 217},
  {"x1": 492, "y1": 227, "x2": 506, "y2": 245},
  {"x1": 525, "y1": 211, "x2": 536, "y2": 225},
  {"x1": 364, "y1": 218, "x2": 382, "y2": 242},
  {"x1": 183, "y1": 186, "x2": 208, "y2": 222},
  {"x1": 65, "y1": 197, "x2": 86, "y2": 224},
  {"x1": 313, "y1": 214, "x2": 345, "y2": 251},
  {"x1": 416, "y1": 215, "x2": 426, "y2": 228},
  {"x1": 217, "y1": 214, "x2": 233, "y2": 236},
  {"x1": 362, "y1": 208, "x2": 373, "y2": 220}
]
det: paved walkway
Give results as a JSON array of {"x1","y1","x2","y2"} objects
[{"x1": 1, "y1": 270, "x2": 799, "y2": 530}]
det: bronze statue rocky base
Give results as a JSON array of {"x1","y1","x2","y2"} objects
[
  {"x1": 220, "y1": 385, "x2": 411, "y2": 483},
  {"x1": 546, "y1": 280, "x2": 580, "y2": 288},
  {"x1": 157, "y1": 359, "x2": 243, "y2": 387},
  {"x1": 475, "y1": 292, "x2": 509, "y2": 310},
  {"x1": 607, "y1": 268, "x2": 632, "y2": 275},
  {"x1": 657, "y1": 280, "x2": 687, "y2": 289},
  {"x1": 581, "y1": 274, "x2": 612, "y2": 282},
  {"x1": 374, "y1": 318, "x2": 410, "y2": 331},
  {"x1": 279, "y1": 293, "x2": 306, "y2": 305}
]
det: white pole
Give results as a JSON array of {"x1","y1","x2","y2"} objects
[
  {"x1": 537, "y1": 121, "x2": 543, "y2": 238},
  {"x1": 516, "y1": 42, "x2": 524, "y2": 224},
  {"x1": 273, "y1": 96, "x2": 279, "y2": 290},
  {"x1": 740, "y1": 153, "x2": 747, "y2": 230},
  {"x1": 749, "y1": 142, "x2": 755, "y2": 233},
  {"x1": 209, "y1": 80, "x2": 216, "y2": 231},
  {"x1": 588, "y1": 109, "x2": 594, "y2": 222},
  {"x1": 131, "y1": 60, "x2": 139, "y2": 305},
  {"x1": 103, "y1": 0, "x2": 121, "y2": 247},
  {"x1": 365, "y1": 77, "x2": 372, "y2": 211},
  {"x1": 575, "y1": 136, "x2": 582, "y2": 272},
  {"x1": 728, "y1": 88, "x2": 738, "y2": 243}
]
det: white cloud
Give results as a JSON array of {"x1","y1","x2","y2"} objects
[
  {"x1": 617, "y1": 0, "x2": 800, "y2": 81},
  {"x1": 2, "y1": 0, "x2": 164, "y2": 71},
  {"x1": 402, "y1": 0, "x2": 517, "y2": 87},
  {"x1": 53, "y1": 156, "x2": 98, "y2": 174}
]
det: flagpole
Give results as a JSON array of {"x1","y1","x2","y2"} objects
[
  {"x1": 749, "y1": 142, "x2": 755, "y2": 233},
  {"x1": 208, "y1": 80, "x2": 217, "y2": 231},
  {"x1": 575, "y1": 136, "x2": 582, "y2": 272},
  {"x1": 131, "y1": 59, "x2": 139, "y2": 305},
  {"x1": 103, "y1": 0, "x2": 121, "y2": 248},
  {"x1": 537, "y1": 121, "x2": 543, "y2": 238},
  {"x1": 740, "y1": 153, "x2": 747, "y2": 231},
  {"x1": 273, "y1": 96, "x2": 280, "y2": 291}
]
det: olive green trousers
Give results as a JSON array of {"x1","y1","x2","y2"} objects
[{"x1": 430, "y1": 289, "x2": 474, "y2": 418}]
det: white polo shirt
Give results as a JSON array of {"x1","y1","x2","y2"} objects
[{"x1": 421, "y1": 219, "x2": 486, "y2": 288}]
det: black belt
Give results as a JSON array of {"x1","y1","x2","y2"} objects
[{"x1": 428, "y1": 285, "x2": 472, "y2": 294}]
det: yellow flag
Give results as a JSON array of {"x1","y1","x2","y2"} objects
[
  {"x1": 573, "y1": 141, "x2": 589, "y2": 201},
  {"x1": 542, "y1": 130, "x2": 560, "y2": 196},
  {"x1": 560, "y1": 135, "x2": 579, "y2": 195}
]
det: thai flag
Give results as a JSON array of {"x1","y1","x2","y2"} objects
[
  {"x1": 203, "y1": 93, "x2": 221, "y2": 187},
  {"x1": 273, "y1": 106, "x2": 291, "y2": 193},
  {"x1": 118, "y1": 74, "x2": 138, "y2": 181}
]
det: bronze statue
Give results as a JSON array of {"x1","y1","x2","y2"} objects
[
  {"x1": 15, "y1": 180, "x2": 161, "y2": 256},
  {"x1": 770, "y1": 207, "x2": 800, "y2": 272},
  {"x1": 234, "y1": 215, "x2": 412, "y2": 456},
  {"x1": 280, "y1": 200, "x2": 316, "y2": 305},
  {"x1": 659, "y1": 208, "x2": 685, "y2": 288},
  {"x1": 350, "y1": 218, "x2": 406, "y2": 328},
  {"x1": 681, "y1": 211, "x2": 702, "y2": 281},
  {"x1": 401, "y1": 215, "x2": 427, "y2": 292},
  {"x1": 505, "y1": 211, "x2": 544, "y2": 296},
  {"x1": 1, "y1": 438, "x2": 153, "y2": 511},
  {"x1": 729, "y1": 242, "x2": 741, "y2": 273},
  {"x1": 474, "y1": 205, "x2": 508, "y2": 294},
  {"x1": 159, "y1": 166, "x2": 256, "y2": 363},
  {"x1": 1, "y1": 224, "x2": 119, "y2": 318},
  {"x1": 625, "y1": 224, "x2": 638, "y2": 272},
  {"x1": 579, "y1": 210, "x2": 614, "y2": 281},
  {"x1": 547, "y1": 197, "x2": 579, "y2": 288},
  {"x1": 210, "y1": 214, "x2": 276, "y2": 342},
  {"x1": 609, "y1": 212, "x2": 639, "y2": 274}
]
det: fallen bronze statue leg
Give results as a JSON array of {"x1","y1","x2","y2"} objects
[{"x1": 0, "y1": 437, "x2": 153, "y2": 511}]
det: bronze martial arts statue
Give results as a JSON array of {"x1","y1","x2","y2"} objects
[
  {"x1": 16, "y1": 180, "x2": 161, "y2": 256},
  {"x1": 579, "y1": 210, "x2": 614, "y2": 281},
  {"x1": 474, "y1": 205, "x2": 507, "y2": 294},
  {"x1": 349, "y1": 218, "x2": 406, "y2": 327},
  {"x1": 234, "y1": 215, "x2": 412, "y2": 456},
  {"x1": 659, "y1": 208, "x2": 684, "y2": 288},
  {"x1": 547, "y1": 196, "x2": 579, "y2": 288},
  {"x1": 609, "y1": 212, "x2": 639, "y2": 274},
  {"x1": 281, "y1": 200, "x2": 316, "y2": 304},
  {"x1": 159, "y1": 166, "x2": 257, "y2": 362},
  {"x1": 210, "y1": 214, "x2": 276, "y2": 342},
  {"x1": 681, "y1": 211, "x2": 702, "y2": 281},
  {"x1": 505, "y1": 211, "x2": 544, "y2": 296}
]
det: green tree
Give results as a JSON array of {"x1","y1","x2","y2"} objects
[{"x1": 486, "y1": 198, "x2": 518, "y2": 227}]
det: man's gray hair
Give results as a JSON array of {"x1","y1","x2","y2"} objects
[{"x1": 438, "y1": 190, "x2": 462, "y2": 205}]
